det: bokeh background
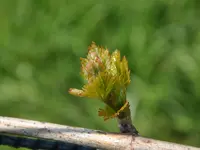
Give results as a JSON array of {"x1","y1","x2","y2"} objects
[{"x1": 1, "y1": 0, "x2": 200, "y2": 149}]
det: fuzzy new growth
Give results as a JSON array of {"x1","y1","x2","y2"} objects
[{"x1": 69, "y1": 42, "x2": 138, "y2": 134}]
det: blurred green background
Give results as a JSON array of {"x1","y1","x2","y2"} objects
[{"x1": 0, "y1": 0, "x2": 200, "y2": 149}]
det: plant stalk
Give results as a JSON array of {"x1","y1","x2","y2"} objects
[{"x1": 117, "y1": 106, "x2": 139, "y2": 135}]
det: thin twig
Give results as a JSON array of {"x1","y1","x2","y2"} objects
[
  {"x1": 0, "y1": 134, "x2": 95, "y2": 150},
  {"x1": 0, "y1": 116, "x2": 199, "y2": 150}
]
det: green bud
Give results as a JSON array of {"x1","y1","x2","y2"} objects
[{"x1": 69, "y1": 42, "x2": 131, "y2": 121}]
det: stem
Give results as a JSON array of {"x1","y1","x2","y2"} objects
[{"x1": 117, "y1": 105, "x2": 139, "y2": 135}]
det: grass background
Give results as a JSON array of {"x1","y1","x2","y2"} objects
[{"x1": 0, "y1": 0, "x2": 200, "y2": 149}]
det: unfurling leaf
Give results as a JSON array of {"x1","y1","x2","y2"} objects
[{"x1": 69, "y1": 42, "x2": 131, "y2": 120}]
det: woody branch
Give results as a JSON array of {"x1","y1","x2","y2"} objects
[{"x1": 0, "y1": 116, "x2": 199, "y2": 150}]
